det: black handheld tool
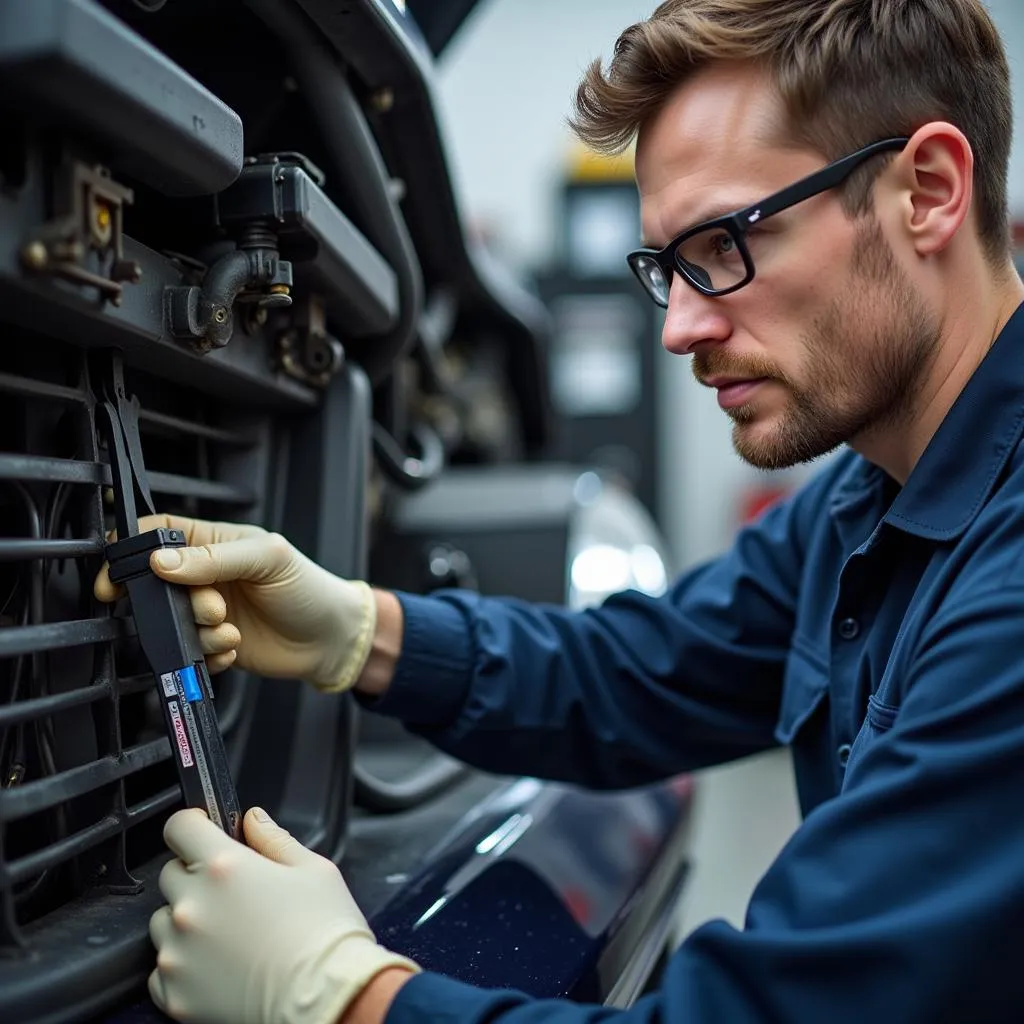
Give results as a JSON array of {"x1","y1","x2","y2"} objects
[{"x1": 96, "y1": 351, "x2": 243, "y2": 841}]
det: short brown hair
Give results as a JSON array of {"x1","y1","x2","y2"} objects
[{"x1": 570, "y1": 0, "x2": 1012, "y2": 264}]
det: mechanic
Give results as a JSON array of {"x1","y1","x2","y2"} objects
[{"x1": 96, "y1": 1, "x2": 1024, "y2": 1022}]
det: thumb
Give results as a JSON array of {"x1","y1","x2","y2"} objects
[
  {"x1": 150, "y1": 536, "x2": 279, "y2": 586},
  {"x1": 243, "y1": 807, "x2": 311, "y2": 867}
]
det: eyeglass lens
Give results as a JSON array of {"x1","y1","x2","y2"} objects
[{"x1": 676, "y1": 227, "x2": 747, "y2": 292}]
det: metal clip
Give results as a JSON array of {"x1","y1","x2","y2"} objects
[{"x1": 20, "y1": 161, "x2": 142, "y2": 306}]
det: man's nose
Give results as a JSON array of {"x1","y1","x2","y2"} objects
[{"x1": 660, "y1": 273, "x2": 731, "y2": 356}]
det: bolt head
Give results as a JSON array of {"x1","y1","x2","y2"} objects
[
  {"x1": 21, "y1": 241, "x2": 48, "y2": 270},
  {"x1": 92, "y1": 202, "x2": 113, "y2": 245},
  {"x1": 371, "y1": 87, "x2": 395, "y2": 112}
]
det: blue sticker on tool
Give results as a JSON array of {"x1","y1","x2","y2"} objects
[{"x1": 178, "y1": 664, "x2": 203, "y2": 703}]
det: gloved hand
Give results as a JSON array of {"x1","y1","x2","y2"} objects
[
  {"x1": 94, "y1": 514, "x2": 375, "y2": 692},
  {"x1": 149, "y1": 807, "x2": 419, "y2": 1024}
]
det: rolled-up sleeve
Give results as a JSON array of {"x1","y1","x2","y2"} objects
[
  {"x1": 362, "y1": 461, "x2": 848, "y2": 790},
  {"x1": 384, "y1": 583, "x2": 1024, "y2": 1024}
]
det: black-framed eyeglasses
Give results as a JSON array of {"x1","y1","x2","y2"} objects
[{"x1": 626, "y1": 137, "x2": 910, "y2": 307}]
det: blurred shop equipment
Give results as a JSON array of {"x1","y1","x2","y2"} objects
[{"x1": 534, "y1": 146, "x2": 665, "y2": 532}]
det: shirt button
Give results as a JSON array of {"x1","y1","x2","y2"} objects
[
  {"x1": 837, "y1": 617, "x2": 860, "y2": 640},
  {"x1": 837, "y1": 743, "x2": 852, "y2": 768}
]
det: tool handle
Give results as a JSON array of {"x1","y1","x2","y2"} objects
[{"x1": 109, "y1": 527, "x2": 243, "y2": 841}]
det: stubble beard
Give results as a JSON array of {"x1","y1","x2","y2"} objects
[{"x1": 726, "y1": 218, "x2": 942, "y2": 471}]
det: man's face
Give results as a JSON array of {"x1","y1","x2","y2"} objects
[{"x1": 635, "y1": 65, "x2": 941, "y2": 470}]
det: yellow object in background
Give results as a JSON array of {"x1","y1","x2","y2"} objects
[{"x1": 565, "y1": 143, "x2": 636, "y2": 184}]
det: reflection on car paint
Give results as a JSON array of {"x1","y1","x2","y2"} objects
[{"x1": 370, "y1": 777, "x2": 692, "y2": 998}]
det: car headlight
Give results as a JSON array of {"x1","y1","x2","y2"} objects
[{"x1": 566, "y1": 472, "x2": 672, "y2": 610}]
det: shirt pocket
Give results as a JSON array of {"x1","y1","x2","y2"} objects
[
  {"x1": 865, "y1": 692, "x2": 899, "y2": 732},
  {"x1": 774, "y1": 642, "x2": 830, "y2": 746},
  {"x1": 844, "y1": 693, "x2": 901, "y2": 780}
]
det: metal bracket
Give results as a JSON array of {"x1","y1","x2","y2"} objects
[
  {"x1": 20, "y1": 161, "x2": 142, "y2": 306},
  {"x1": 276, "y1": 294, "x2": 344, "y2": 387}
]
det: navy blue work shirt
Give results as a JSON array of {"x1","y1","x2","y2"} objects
[{"x1": 369, "y1": 300, "x2": 1024, "y2": 1023}]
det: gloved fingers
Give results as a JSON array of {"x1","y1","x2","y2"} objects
[
  {"x1": 94, "y1": 574, "x2": 230, "y2": 622},
  {"x1": 148, "y1": 967, "x2": 170, "y2": 1015},
  {"x1": 198, "y1": 622, "x2": 241, "y2": 657},
  {"x1": 158, "y1": 858, "x2": 192, "y2": 906},
  {"x1": 205, "y1": 650, "x2": 238, "y2": 675},
  {"x1": 190, "y1": 586, "x2": 227, "y2": 626},
  {"x1": 163, "y1": 807, "x2": 232, "y2": 866},
  {"x1": 149, "y1": 903, "x2": 174, "y2": 949},
  {"x1": 243, "y1": 807, "x2": 313, "y2": 868},
  {"x1": 149, "y1": 535, "x2": 288, "y2": 587},
  {"x1": 94, "y1": 531, "x2": 223, "y2": 606},
  {"x1": 96, "y1": 516, "x2": 190, "y2": 601},
  {"x1": 123, "y1": 513, "x2": 190, "y2": 540},
  {"x1": 96, "y1": 515, "x2": 271, "y2": 601},
  {"x1": 96, "y1": 570, "x2": 232, "y2": 631},
  {"x1": 117, "y1": 514, "x2": 267, "y2": 547},
  {"x1": 92, "y1": 561, "x2": 123, "y2": 604}
]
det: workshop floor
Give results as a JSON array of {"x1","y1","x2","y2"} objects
[{"x1": 672, "y1": 748, "x2": 802, "y2": 944}]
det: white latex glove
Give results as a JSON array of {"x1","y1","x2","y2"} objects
[
  {"x1": 94, "y1": 514, "x2": 375, "y2": 692},
  {"x1": 149, "y1": 807, "x2": 420, "y2": 1024}
]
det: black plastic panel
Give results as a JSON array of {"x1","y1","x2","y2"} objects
[
  {"x1": 0, "y1": 0, "x2": 244, "y2": 196},
  {"x1": 2, "y1": 857, "x2": 168, "y2": 1024},
  {"x1": 373, "y1": 465, "x2": 578, "y2": 604},
  {"x1": 235, "y1": 364, "x2": 370, "y2": 856},
  {"x1": 216, "y1": 161, "x2": 399, "y2": 339}
]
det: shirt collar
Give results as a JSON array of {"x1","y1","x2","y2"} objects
[{"x1": 882, "y1": 299, "x2": 1024, "y2": 541}]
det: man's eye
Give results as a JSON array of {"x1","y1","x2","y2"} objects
[{"x1": 710, "y1": 233, "x2": 737, "y2": 256}]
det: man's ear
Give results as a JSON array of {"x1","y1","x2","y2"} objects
[{"x1": 892, "y1": 122, "x2": 973, "y2": 258}]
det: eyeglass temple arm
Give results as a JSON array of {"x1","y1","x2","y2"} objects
[{"x1": 736, "y1": 137, "x2": 910, "y2": 226}]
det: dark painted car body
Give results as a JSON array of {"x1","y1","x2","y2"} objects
[{"x1": 369, "y1": 777, "x2": 693, "y2": 1004}]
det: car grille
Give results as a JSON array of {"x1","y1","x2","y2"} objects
[{"x1": 0, "y1": 332, "x2": 265, "y2": 951}]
